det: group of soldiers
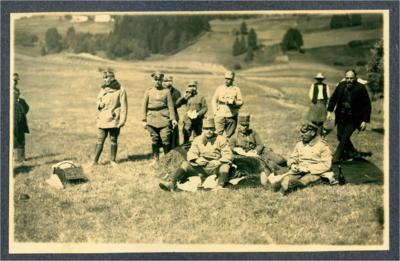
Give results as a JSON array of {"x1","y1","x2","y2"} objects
[{"x1": 14, "y1": 67, "x2": 372, "y2": 195}]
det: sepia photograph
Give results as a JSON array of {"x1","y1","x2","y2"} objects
[{"x1": 3, "y1": 1, "x2": 397, "y2": 258}]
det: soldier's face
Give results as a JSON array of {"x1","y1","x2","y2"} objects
[
  {"x1": 203, "y1": 128, "x2": 215, "y2": 138},
  {"x1": 155, "y1": 78, "x2": 163, "y2": 88},
  {"x1": 301, "y1": 129, "x2": 316, "y2": 144},
  {"x1": 163, "y1": 80, "x2": 172, "y2": 88},
  {"x1": 225, "y1": 78, "x2": 234, "y2": 86},
  {"x1": 105, "y1": 75, "x2": 114, "y2": 85},
  {"x1": 238, "y1": 124, "x2": 249, "y2": 133},
  {"x1": 345, "y1": 71, "x2": 355, "y2": 86}
]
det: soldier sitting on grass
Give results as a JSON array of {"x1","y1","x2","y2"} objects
[
  {"x1": 268, "y1": 122, "x2": 338, "y2": 195},
  {"x1": 159, "y1": 118, "x2": 233, "y2": 192}
]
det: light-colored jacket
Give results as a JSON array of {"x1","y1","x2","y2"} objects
[
  {"x1": 212, "y1": 85, "x2": 243, "y2": 117},
  {"x1": 187, "y1": 134, "x2": 233, "y2": 163},
  {"x1": 96, "y1": 84, "x2": 128, "y2": 129},
  {"x1": 287, "y1": 137, "x2": 332, "y2": 175}
]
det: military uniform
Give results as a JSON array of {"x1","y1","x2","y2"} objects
[
  {"x1": 159, "y1": 118, "x2": 233, "y2": 191},
  {"x1": 13, "y1": 86, "x2": 30, "y2": 161},
  {"x1": 164, "y1": 75, "x2": 182, "y2": 149},
  {"x1": 229, "y1": 114, "x2": 286, "y2": 172},
  {"x1": 212, "y1": 71, "x2": 243, "y2": 138},
  {"x1": 93, "y1": 71, "x2": 128, "y2": 165},
  {"x1": 176, "y1": 81, "x2": 208, "y2": 144},
  {"x1": 143, "y1": 73, "x2": 176, "y2": 160}
]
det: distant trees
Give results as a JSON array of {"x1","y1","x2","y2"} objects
[
  {"x1": 45, "y1": 27, "x2": 64, "y2": 53},
  {"x1": 232, "y1": 36, "x2": 241, "y2": 56},
  {"x1": 15, "y1": 31, "x2": 38, "y2": 47},
  {"x1": 240, "y1": 21, "x2": 248, "y2": 34},
  {"x1": 330, "y1": 14, "x2": 363, "y2": 29},
  {"x1": 281, "y1": 28, "x2": 303, "y2": 52},
  {"x1": 366, "y1": 40, "x2": 384, "y2": 96},
  {"x1": 231, "y1": 21, "x2": 258, "y2": 61}
]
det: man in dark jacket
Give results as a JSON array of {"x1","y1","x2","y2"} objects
[
  {"x1": 327, "y1": 69, "x2": 371, "y2": 163},
  {"x1": 13, "y1": 73, "x2": 30, "y2": 162},
  {"x1": 163, "y1": 75, "x2": 182, "y2": 149}
]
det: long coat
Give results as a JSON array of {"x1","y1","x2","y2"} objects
[{"x1": 14, "y1": 98, "x2": 29, "y2": 134}]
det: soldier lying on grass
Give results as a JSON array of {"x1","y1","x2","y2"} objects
[
  {"x1": 159, "y1": 118, "x2": 233, "y2": 192},
  {"x1": 267, "y1": 122, "x2": 338, "y2": 195}
]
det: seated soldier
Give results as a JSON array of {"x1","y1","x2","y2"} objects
[
  {"x1": 229, "y1": 113, "x2": 287, "y2": 173},
  {"x1": 159, "y1": 118, "x2": 233, "y2": 192},
  {"x1": 269, "y1": 122, "x2": 338, "y2": 195}
]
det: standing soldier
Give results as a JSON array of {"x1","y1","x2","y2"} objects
[
  {"x1": 212, "y1": 70, "x2": 243, "y2": 138},
  {"x1": 143, "y1": 72, "x2": 177, "y2": 165},
  {"x1": 307, "y1": 73, "x2": 330, "y2": 128},
  {"x1": 13, "y1": 73, "x2": 30, "y2": 162},
  {"x1": 176, "y1": 80, "x2": 208, "y2": 145},
  {"x1": 327, "y1": 69, "x2": 371, "y2": 163},
  {"x1": 159, "y1": 118, "x2": 233, "y2": 192},
  {"x1": 92, "y1": 70, "x2": 128, "y2": 166},
  {"x1": 163, "y1": 75, "x2": 182, "y2": 149}
]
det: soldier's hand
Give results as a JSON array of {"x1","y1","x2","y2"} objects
[
  {"x1": 327, "y1": 112, "x2": 333, "y2": 121},
  {"x1": 290, "y1": 164, "x2": 299, "y2": 173},
  {"x1": 359, "y1": 121, "x2": 368, "y2": 132},
  {"x1": 142, "y1": 120, "x2": 147, "y2": 129},
  {"x1": 298, "y1": 166, "x2": 310, "y2": 174},
  {"x1": 195, "y1": 157, "x2": 208, "y2": 167},
  {"x1": 117, "y1": 122, "x2": 125, "y2": 128},
  {"x1": 172, "y1": 120, "x2": 178, "y2": 129}
]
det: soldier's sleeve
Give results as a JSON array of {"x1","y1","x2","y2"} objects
[
  {"x1": 229, "y1": 135, "x2": 237, "y2": 150},
  {"x1": 287, "y1": 142, "x2": 300, "y2": 167},
  {"x1": 327, "y1": 83, "x2": 339, "y2": 112},
  {"x1": 220, "y1": 137, "x2": 233, "y2": 163},
  {"x1": 176, "y1": 96, "x2": 187, "y2": 108},
  {"x1": 187, "y1": 138, "x2": 201, "y2": 162},
  {"x1": 326, "y1": 84, "x2": 331, "y2": 99},
  {"x1": 253, "y1": 131, "x2": 265, "y2": 155},
  {"x1": 234, "y1": 87, "x2": 243, "y2": 107},
  {"x1": 166, "y1": 91, "x2": 176, "y2": 121},
  {"x1": 309, "y1": 141, "x2": 332, "y2": 174},
  {"x1": 360, "y1": 85, "x2": 371, "y2": 123},
  {"x1": 119, "y1": 88, "x2": 128, "y2": 125},
  {"x1": 211, "y1": 87, "x2": 220, "y2": 115},
  {"x1": 142, "y1": 89, "x2": 149, "y2": 121},
  {"x1": 197, "y1": 96, "x2": 208, "y2": 117},
  {"x1": 20, "y1": 99, "x2": 29, "y2": 114},
  {"x1": 96, "y1": 90, "x2": 104, "y2": 111},
  {"x1": 308, "y1": 84, "x2": 314, "y2": 101}
]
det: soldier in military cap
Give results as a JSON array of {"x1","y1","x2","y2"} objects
[
  {"x1": 176, "y1": 80, "x2": 208, "y2": 145},
  {"x1": 143, "y1": 72, "x2": 177, "y2": 164},
  {"x1": 327, "y1": 69, "x2": 372, "y2": 163},
  {"x1": 268, "y1": 122, "x2": 338, "y2": 195},
  {"x1": 92, "y1": 70, "x2": 128, "y2": 166},
  {"x1": 13, "y1": 73, "x2": 30, "y2": 162},
  {"x1": 229, "y1": 113, "x2": 286, "y2": 172},
  {"x1": 159, "y1": 118, "x2": 233, "y2": 192},
  {"x1": 307, "y1": 73, "x2": 330, "y2": 128},
  {"x1": 212, "y1": 70, "x2": 243, "y2": 138},
  {"x1": 163, "y1": 75, "x2": 182, "y2": 149}
]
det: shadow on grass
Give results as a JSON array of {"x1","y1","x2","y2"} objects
[
  {"x1": 119, "y1": 153, "x2": 153, "y2": 163},
  {"x1": 13, "y1": 165, "x2": 34, "y2": 176},
  {"x1": 25, "y1": 153, "x2": 61, "y2": 161},
  {"x1": 371, "y1": 128, "x2": 384, "y2": 135},
  {"x1": 333, "y1": 158, "x2": 383, "y2": 185}
]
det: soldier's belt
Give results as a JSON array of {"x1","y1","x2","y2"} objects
[
  {"x1": 218, "y1": 101, "x2": 227, "y2": 105},
  {"x1": 148, "y1": 106, "x2": 168, "y2": 111}
]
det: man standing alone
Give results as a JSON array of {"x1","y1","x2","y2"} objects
[
  {"x1": 212, "y1": 71, "x2": 243, "y2": 138},
  {"x1": 327, "y1": 69, "x2": 371, "y2": 163}
]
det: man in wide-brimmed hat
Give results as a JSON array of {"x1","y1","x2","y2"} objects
[
  {"x1": 307, "y1": 72, "x2": 330, "y2": 129},
  {"x1": 159, "y1": 118, "x2": 233, "y2": 192},
  {"x1": 176, "y1": 80, "x2": 208, "y2": 145},
  {"x1": 268, "y1": 122, "x2": 338, "y2": 195}
]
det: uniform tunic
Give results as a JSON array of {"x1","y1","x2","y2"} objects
[
  {"x1": 212, "y1": 85, "x2": 243, "y2": 117},
  {"x1": 96, "y1": 80, "x2": 128, "y2": 129},
  {"x1": 14, "y1": 97, "x2": 29, "y2": 148},
  {"x1": 142, "y1": 87, "x2": 176, "y2": 128}
]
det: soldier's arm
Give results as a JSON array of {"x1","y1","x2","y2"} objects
[
  {"x1": 308, "y1": 84, "x2": 313, "y2": 101},
  {"x1": 20, "y1": 99, "x2": 29, "y2": 114},
  {"x1": 327, "y1": 84, "x2": 339, "y2": 112},
  {"x1": 197, "y1": 96, "x2": 208, "y2": 117},
  {"x1": 309, "y1": 142, "x2": 332, "y2": 174},
  {"x1": 119, "y1": 88, "x2": 128, "y2": 126},
  {"x1": 176, "y1": 96, "x2": 187, "y2": 108},
  {"x1": 96, "y1": 90, "x2": 105, "y2": 111},
  {"x1": 229, "y1": 135, "x2": 237, "y2": 150},
  {"x1": 142, "y1": 90, "x2": 149, "y2": 121},
  {"x1": 234, "y1": 87, "x2": 243, "y2": 107},
  {"x1": 187, "y1": 139, "x2": 201, "y2": 162},
  {"x1": 253, "y1": 131, "x2": 265, "y2": 155},
  {"x1": 360, "y1": 85, "x2": 371, "y2": 123},
  {"x1": 220, "y1": 137, "x2": 233, "y2": 163},
  {"x1": 166, "y1": 91, "x2": 176, "y2": 121},
  {"x1": 287, "y1": 142, "x2": 300, "y2": 167},
  {"x1": 211, "y1": 87, "x2": 220, "y2": 115}
]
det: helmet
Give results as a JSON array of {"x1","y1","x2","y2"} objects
[{"x1": 224, "y1": 71, "x2": 235, "y2": 79}]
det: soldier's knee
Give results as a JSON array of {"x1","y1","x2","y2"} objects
[
  {"x1": 180, "y1": 161, "x2": 190, "y2": 171},
  {"x1": 219, "y1": 163, "x2": 230, "y2": 174}
]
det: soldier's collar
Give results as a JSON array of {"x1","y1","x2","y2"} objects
[{"x1": 308, "y1": 136, "x2": 321, "y2": 146}]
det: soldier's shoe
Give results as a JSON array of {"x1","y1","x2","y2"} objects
[
  {"x1": 110, "y1": 161, "x2": 119, "y2": 167},
  {"x1": 330, "y1": 180, "x2": 339, "y2": 185},
  {"x1": 159, "y1": 181, "x2": 176, "y2": 192},
  {"x1": 212, "y1": 185, "x2": 227, "y2": 191}
]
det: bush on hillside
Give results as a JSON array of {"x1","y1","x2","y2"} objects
[
  {"x1": 45, "y1": 27, "x2": 64, "y2": 53},
  {"x1": 106, "y1": 36, "x2": 149, "y2": 60},
  {"x1": 247, "y1": 28, "x2": 258, "y2": 50},
  {"x1": 281, "y1": 28, "x2": 303, "y2": 52},
  {"x1": 366, "y1": 40, "x2": 384, "y2": 96},
  {"x1": 15, "y1": 31, "x2": 39, "y2": 47},
  {"x1": 232, "y1": 36, "x2": 241, "y2": 56},
  {"x1": 330, "y1": 14, "x2": 363, "y2": 29},
  {"x1": 240, "y1": 21, "x2": 248, "y2": 35}
]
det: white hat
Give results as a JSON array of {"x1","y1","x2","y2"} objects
[
  {"x1": 314, "y1": 73, "x2": 325, "y2": 79},
  {"x1": 224, "y1": 71, "x2": 235, "y2": 79}
]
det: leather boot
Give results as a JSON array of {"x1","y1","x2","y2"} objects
[
  {"x1": 151, "y1": 143, "x2": 160, "y2": 165},
  {"x1": 93, "y1": 144, "x2": 103, "y2": 164},
  {"x1": 110, "y1": 144, "x2": 118, "y2": 163},
  {"x1": 159, "y1": 167, "x2": 185, "y2": 191},
  {"x1": 163, "y1": 143, "x2": 171, "y2": 155},
  {"x1": 14, "y1": 148, "x2": 25, "y2": 162}
]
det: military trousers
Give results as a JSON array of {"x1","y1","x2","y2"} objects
[
  {"x1": 183, "y1": 118, "x2": 203, "y2": 144},
  {"x1": 14, "y1": 129, "x2": 26, "y2": 149},
  {"x1": 333, "y1": 119, "x2": 358, "y2": 162},
  {"x1": 215, "y1": 115, "x2": 238, "y2": 138},
  {"x1": 97, "y1": 128, "x2": 120, "y2": 145},
  {"x1": 172, "y1": 160, "x2": 231, "y2": 186},
  {"x1": 280, "y1": 171, "x2": 335, "y2": 192},
  {"x1": 146, "y1": 125, "x2": 171, "y2": 146}
]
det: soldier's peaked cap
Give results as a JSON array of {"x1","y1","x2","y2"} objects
[
  {"x1": 188, "y1": 80, "x2": 198, "y2": 86},
  {"x1": 300, "y1": 122, "x2": 319, "y2": 133},
  {"x1": 238, "y1": 113, "x2": 250, "y2": 125},
  {"x1": 203, "y1": 118, "x2": 216, "y2": 129},
  {"x1": 314, "y1": 73, "x2": 325, "y2": 79},
  {"x1": 152, "y1": 72, "x2": 164, "y2": 80},
  {"x1": 164, "y1": 75, "x2": 173, "y2": 81},
  {"x1": 224, "y1": 71, "x2": 235, "y2": 79}
]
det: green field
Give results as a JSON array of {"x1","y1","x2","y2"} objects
[{"x1": 12, "y1": 14, "x2": 385, "y2": 247}]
